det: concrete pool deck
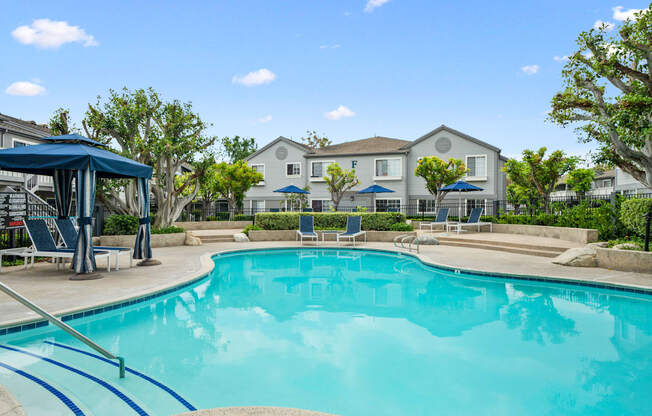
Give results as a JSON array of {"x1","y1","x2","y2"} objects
[{"x1": 0, "y1": 241, "x2": 651, "y2": 328}]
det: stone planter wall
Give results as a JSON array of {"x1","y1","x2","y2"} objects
[
  {"x1": 100, "y1": 232, "x2": 186, "y2": 248},
  {"x1": 248, "y1": 230, "x2": 415, "y2": 242},
  {"x1": 174, "y1": 221, "x2": 252, "y2": 230},
  {"x1": 595, "y1": 248, "x2": 652, "y2": 274}
]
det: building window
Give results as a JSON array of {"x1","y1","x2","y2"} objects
[
  {"x1": 417, "y1": 199, "x2": 436, "y2": 213},
  {"x1": 466, "y1": 155, "x2": 487, "y2": 180},
  {"x1": 251, "y1": 164, "x2": 265, "y2": 185},
  {"x1": 375, "y1": 158, "x2": 401, "y2": 179},
  {"x1": 286, "y1": 162, "x2": 301, "y2": 177},
  {"x1": 13, "y1": 140, "x2": 28, "y2": 148},
  {"x1": 251, "y1": 200, "x2": 265, "y2": 213},
  {"x1": 310, "y1": 161, "x2": 333, "y2": 181},
  {"x1": 376, "y1": 199, "x2": 401, "y2": 212},
  {"x1": 311, "y1": 199, "x2": 332, "y2": 212},
  {"x1": 601, "y1": 179, "x2": 612, "y2": 188}
]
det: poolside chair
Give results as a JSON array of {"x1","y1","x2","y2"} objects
[
  {"x1": 419, "y1": 208, "x2": 450, "y2": 232},
  {"x1": 296, "y1": 215, "x2": 319, "y2": 245},
  {"x1": 302, "y1": 208, "x2": 313, "y2": 212},
  {"x1": 1, "y1": 219, "x2": 111, "y2": 272},
  {"x1": 337, "y1": 216, "x2": 366, "y2": 246},
  {"x1": 446, "y1": 208, "x2": 493, "y2": 234},
  {"x1": 55, "y1": 218, "x2": 132, "y2": 270}
]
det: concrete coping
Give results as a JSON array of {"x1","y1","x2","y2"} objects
[{"x1": 175, "y1": 407, "x2": 333, "y2": 416}]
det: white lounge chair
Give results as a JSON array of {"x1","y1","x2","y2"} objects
[
  {"x1": 419, "y1": 208, "x2": 450, "y2": 232},
  {"x1": 296, "y1": 216, "x2": 319, "y2": 245},
  {"x1": 446, "y1": 208, "x2": 493, "y2": 234},
  {"x1": 337, "y1": 216, "x2": 366, "y2": 246}
]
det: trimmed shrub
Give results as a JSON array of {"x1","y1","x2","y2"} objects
[
  {"x1": 254, "y1": 212, "x2": 407, "y2": 231},
  {"x1": 151, "y1": 226, "x2": 184, "y2": 234},
  {"x1": 234, "y1": 214, "x2": 253, "y2": 221},
  {"x1": 242, "y1": 224, "x2": 262, "y2": 236},
  {"x1": 390, "y1": 222, "x2": 414, "y2": 232},
  {"x1": 620, "y1": 198, "x2": 652, "y2": 237},
  {"x1": 104, "y1": 215, "x2": 139, "y2": 235},
  {"x1": 207, "y1": 212, "x2": 230, "y2": 221}
]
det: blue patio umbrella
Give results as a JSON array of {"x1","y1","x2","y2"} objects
[
  {"x1": 357, "y1": 184, "x2": 395, "y2": 212},
  {"x1": 0, "y1": 135, "x2": 153, "y2": 276},
  {"x1": 440, "y1": 181, "x2": 484, "y2": 219},
  {"x1": 273, "y1": 185, "x2": 310, "y2": 194}
]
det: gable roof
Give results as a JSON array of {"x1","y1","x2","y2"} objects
[
  {"x1": 245, "y1": 136, "x2": 311, "y2": 161},
  {"x1": 0, "y1": 113, "x2": 51, "y2": 138},
  {"x1": 306, "y1": 136, "x2": 410, "y2": 157},
  {"x1": 400, "y1": 125, "x2": 502, "y2": 153}
]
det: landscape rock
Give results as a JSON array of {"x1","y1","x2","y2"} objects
[
  {"x1": 612, "y1": 243, "x2": 641, "y2": 251},
  {"x1": 233, "y1": 233, "x2": 250, "y2": 243},
  {"x1": 184, "y1": 232, "x2": 202, "y2": 246},
  {"x1": 587, "y1": 241, "x2": 609, "y2": 249},
  {"x1": 415, "y1": 235, "x2": 439, "y2": 245},
  {"x1": 552, "y1": 246, "x2": 597, "y2": 267}
]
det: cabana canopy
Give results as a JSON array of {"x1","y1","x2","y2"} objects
[
  {"x1": 274, "y1": 185, "x2": 310, "y2": 194},
  {"x1": 0, "y1": 135, "x2": 153, "y2": 275}
]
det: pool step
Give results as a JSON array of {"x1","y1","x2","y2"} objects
[
  {"x1": 0, "y1": 342, "x2": 196, "y2": 416},
  {"x1": 435, "y1": 237, "x2": 565, "y2": 258}
]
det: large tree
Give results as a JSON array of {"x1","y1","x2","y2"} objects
[
  {"x1": 211, "y1": 161, "x2": 263, "y2": 219},
  {"x1": 549, "y1": 5, "x2": 652, "y2": 189},
  {"x1": 80, "y1": 87, "x2": 217, "y2": 228},
  {"x1": 566, "y1": 168, "x2": 595, "y2": 199},
  {"x1": 324, "y1": 163, "x2": 359, "y2": 209},
  {"x1": 219, "y1": 136, "x2": 257, "y2": 162},
  {"x1": 414, "y1": 156, "x2": 467, "y2": 212},
  {"x1": 503, "y1": 148, "x2": 577, "y2": 213}
]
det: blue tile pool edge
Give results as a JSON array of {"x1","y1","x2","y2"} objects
[{"x1": 2, "y1": 246, "x2": 650, "y2": 338}]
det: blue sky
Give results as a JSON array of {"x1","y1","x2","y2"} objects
[{"x1": 0, "y1": 1, "x2": 647, "y2": 158}]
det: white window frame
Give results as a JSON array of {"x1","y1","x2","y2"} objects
[
  {"x1": 465, "y1": 154, "x2": 488, "y2": 181},
  {"x1": 417, "y1": 199, "x2": 437, "y2": 214},
  {"x1": 250, "y1": 199, "x2": 265, "y2": 212},
  {"x1": 373, "y1": 157, "x2": 402, "y2": 181},
  {"x1": 250, "y1": 163, "x2": 265, "y2": 185},
  {"x1": 309, "y1": 199, "x2": 333, "y2": 211},
  {"x1": 285, "y1": 162, "x2": 301, "y2": 178},
  {"x1": 12, "y1": 139, "x2": 31, "y2": 148},
  {"x1": 309, "y1": 160, "x2": 334, "y2": 182},
  {"x1": 375, "y1": 197, "x2": 402, "y2": 212}
]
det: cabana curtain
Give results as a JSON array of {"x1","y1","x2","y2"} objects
[
  {"x1": 73, "y1": 167, "x2": 97, "y2": 273},
  {"x1": 134, "y1": 177, "x2": 152, "y2": 260},
  {"x1": 53, "y1": 169, "x2": 74, "y2": 219}
]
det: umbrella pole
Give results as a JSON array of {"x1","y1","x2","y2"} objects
[{"x1": 458, "y1": 191, "x2": 462, "y2": 221}]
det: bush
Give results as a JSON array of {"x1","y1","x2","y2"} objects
[
  {"x1": 191, "y1": 209, "x2": 202, "y2": 219},
  {"x1": 242, "y1": 224, "x2": 262, "y2": 236},
  {"x1": 254, "y1": 212, "x2": 407, "y2": 231},
  {"x1": 390, "y1": 222, "x2": 414, "y2": 231},
  {"x1": 151, "y1": 226, "x2": 185, "y2": 234},
  {"x1": 104, "y1": 215, "x2": 139, "y2": 235},
  {"x1": 207, "y1": 212, "x2": 230, "y2": 221},
  {"x1": 234, "y1": 214, "x2": 253, "y2": 221},
  {"x1": 620, "y1": 198, "x2": 652, "y2": 237}
]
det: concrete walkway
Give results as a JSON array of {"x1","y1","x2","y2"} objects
[{"x1": 0, "y1": 241, "x2": 651, "y2": 328}]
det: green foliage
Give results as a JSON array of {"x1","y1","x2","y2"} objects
[
  {"x1": 503, "y1": 147, "x2": 578, "y2": 213},
  {"x1": 608, "y1": 238, "x2": 643, "y2": 250},
  {"x1": 566, "y1": 168, "x2": 595, "y2": 198},
  {"x1": 620, "y1": 198, "x2": 652, "y2": 237},
  {"x1": 0, "y1": 234, "x2": 31, "y2": 250},
  {"x1": 48, "y1": 108, "x2": 77, "y2": 135},
  {"x1": 212, "y1": 161, "x2": 264, "y2": 215},
  {"x1": 390, "y1": 222, "x2": 414, "y2": 231},
  {"x1": 255, "y1": 212, "x2": 406, "y2": 231},
  {"x1": 414, "y1": 156, "x2": 467, "y2": 208},
  {"x1": 548, "y1": 5, "x2": 652, "y2": 188},
  {"x1": 151, "y1": 226, "x2": 185, "y2": 234},
  {"x1": 324, "y1": 163, "x2": 360, "y2": 209},
  {"x1": 242, "y1": 224, "x2": 262, "y2": 236},
  {"x1": 207, "y1": 213, "x2": 230, "y2": 221},
  {"x1": 300, "y1": 130, "x2": 331, "y2": 150},
  {"x1": 234, "y1": 214, "x2": 253, "y2": 221},
  {"x1": 103, "y1": 214, "x2": 139, "y2": 235},
  {"x1": 220, "y1": 136, "x2": 258, "y2": 162},
  {"x1": 284, "y1": 185, "x2": 310, "y2": 210}
]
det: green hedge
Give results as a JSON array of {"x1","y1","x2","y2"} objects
[
  {"x1": 254, "y1": 212, "x2": 407, "y2": 231},
  {"x1": 104, "y1": 215, "x2": 184, "y2": 235},
  {"x1": 620, "y1": 198, "x2": 652, "y2": 237},
  {"x1": 234, "y1": 214, "x2": 253, "y2": 221},
  {"x1": 207, "y1": 213, "x2": 230, "y2": 221}
]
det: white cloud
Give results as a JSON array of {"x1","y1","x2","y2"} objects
[
  {"x1": 553, "y1": 55, "x2": 569, "y2": 62},
  {"x1": 612, "y1": 6, "x2": 642, "y2": 21},
  {"x1": 344, "y1": 11, "x2": 353, "y2": 16},
  {"x1": 324, "y1": 105, "x2": 355, "y2": 120},
  {"x1": 11, "y1": 19, "x2": 98, "y2": 49},
  {"x1": 521, "y1": 64, "x2": 540, "y2": 75},
  {"x1": 5, "y1": 81, "x2": 46, "y2": 96},
  {"x1": 258, "y1": 115, "x2": 272, "y2": 123},
  {"x1": 232, "y1": 68, "x2": 276, "y2": 86},
  {"x1": 364, "y1": 0, "x2": 390, "y2": 13},
  {"x1": 320, "y1": 44, "x2": 341, "y2": 49},
  {"x1": 593, "y1": 20, "x2": 615, "y2": 31}
]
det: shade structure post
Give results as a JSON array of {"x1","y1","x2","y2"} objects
[
  {"x1": 53, "y1": 169, "x2": 74, "y2": 219},
  {"x1": 134, "y1": 177, "x2": 153, "y2": 261},
  {"x1": 73, "y1": 167, "x2": 97, "y2": 274}
]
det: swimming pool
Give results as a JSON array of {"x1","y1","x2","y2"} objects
[{"x1": 1, "y1": 248, "x2": 651, "y2": 415}]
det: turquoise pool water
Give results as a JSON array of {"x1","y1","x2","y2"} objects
[{"x1": 1, "y1": 248, "x2": 652, "y2": 415}]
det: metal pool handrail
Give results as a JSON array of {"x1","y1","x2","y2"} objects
[{"x1": 0, "y1": 281, "x2": 125, "y2": 378}]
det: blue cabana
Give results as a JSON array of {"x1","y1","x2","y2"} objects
[
  {"x1": 0, "y1": 135, "x2": 153, "y2": 275},
  {"x1": 440, "y1": 181, "x2": 484, "y2": 219}
]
